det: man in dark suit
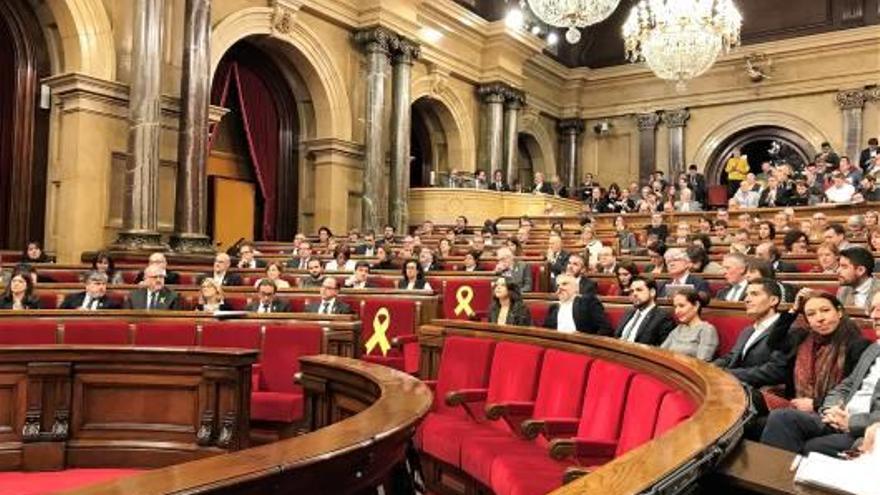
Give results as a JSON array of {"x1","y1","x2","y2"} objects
[
  {"x1": 376, "y1": 225, "x2": 396, "y2": 247},
  {"x1": 125, "y1": 265, "x2": 181, "y2": 310},
  {"x1": 353, "y1": 232, "x2": 377, "y2": 256},
  {"x1": 531, "y1": 172, "x2": 553, "y2": 195},
  {"x1": 60, "y1": 271, "x2": 121, "y2": 310},
  {"x1": 756, "y1": 242, "x2": 798, "y2": 273},
  {"x1": 657, "y1": 248, "x2": 711, "y2": 300},
  {"x1": 452, "y1": 215, "x2": 473, "y2": 236},
  {"x1": 488, "y1": 170, "x2": 509, "y2": 192},
  {"x1": 859, "y1": 137, "x2": 878, "y2": 172},
  {"x1": 715, "y1": 253, "x2": 749, "y2": 302},
  {"x1": 757, "y1": 176, "x2": 791, "y2": 207},
  {"x1": 133, "y1": 252, "x2": 180, "y2": 285},
  {"x1": 343, "y1": 261, "x2": 377, "y2": 289},
  {"x1": 645, "y1": 213, "x2": 669, "y2": 243},
  {"x1": 745, "y1": 258, "x2": 796, "y2": 303},
  {"x1": 236, "y1": 242, "x2": 267, "y2": 269},
  {"x1": 543, "y1": 274, "x2": 613, "y2": 336},
  {"x1": 550, "y1": 253, "x2": 597, "y2": 296},
  {"x1": 687, "y1": 164, "x2": 707, "y2": 205},
  {"x1": 305, "y1": 277, "x2": 354, "y2": 315},
  {"x1": 546, "y1": 233, "x2": 570, "y2": 279},
  {"x1": 287, "y1": 242, "x2": 314, "y2": 270},
  {"x1": 616, "y1": 277, "x2": 676, "y2": 346},
  {"x1": 495, "y1": 247, "x2": 532, "y2": 292},
  {"x1": 245, "y1": 279, "x2": 291, "y2": 313},
  {"x1": 713, "y1": 278, "x2": 789, "y2": 388},
  {"x1": 200, "y1": 253, "x2": 243, "y2": 287}
]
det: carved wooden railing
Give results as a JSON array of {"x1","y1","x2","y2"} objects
[{"x1": 418, "y1": 320, "x2": 750, "y2": 495}]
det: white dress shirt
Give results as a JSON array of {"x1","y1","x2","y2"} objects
[
  {"x1": 621, "y1": 304, "x2": 655, "y2": 342},
  {"x1": 853, "y1": 277, "x2": 873, "y2": 309},
  {"x1": 725, "y1": 280, "x2": 748, "y2": 302},
  {"x1": 318, "y1": 298, "x2": 336, "y2": 314},
  {"x1": 742, "y1": 312, "x2": 781, "y2": 356},
  {"x1": 556, "y1": 299, "x2": 577, "y2": 334},
  {"x1": 846, "y1": 354, "x2": 880, "y2": 415}
]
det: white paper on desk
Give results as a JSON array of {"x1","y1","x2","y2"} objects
[{"x1": 794, "y1": 451, "x2": 880, "y2": 495}]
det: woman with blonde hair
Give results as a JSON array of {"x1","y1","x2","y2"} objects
[{"x1": 196, "y1": 278, "x2": 230, "y2": 312}]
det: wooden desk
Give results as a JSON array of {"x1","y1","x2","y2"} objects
[
  {"x1": 0, "y1": 346, "x2": 257, "y2": 471},
  {"x1": 408, "y1": 187, "x2": 581, "y2": 225},
  {"x1": 713, "y1": 440, "x2": 830, "y2": 495}
]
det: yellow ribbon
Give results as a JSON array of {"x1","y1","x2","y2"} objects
[
  {"x1": 365, "y1": 307, "x2": 392, "y2": 356},
  {"x1": 454, "y1": 285, "x2": 475, "y2": 317}
]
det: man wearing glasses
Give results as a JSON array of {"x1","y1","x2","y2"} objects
[
  {"x1": 125, "y1": 265, "x2": 181, "y2": 310},
  {"x1": 305, "y1": 277, "x2": 353, "y2": 315}
]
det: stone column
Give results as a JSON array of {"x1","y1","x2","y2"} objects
[
  {"x1": 635, "y1": 113, "x2": 661, "y2": 184},
  {"x1": 837, "y1": 89, "x2": 867, "y2": 162},
  {"x1": 558, "y1": 118, "x2": 585, "y2": 190},
  {"x1": 388, "y1": 37, "x2": 419, "y2": 235},
  {"x1": 170, "y1": 0, "x2": 213, "y2": 252},
  {"x1": 354, "y1": 27, "x2": 397, "y2": 233},
  {"x1": 478, "y1": 83, "x2": 507, "y2": 178},
  {"x1": 502, "y1": 89, "x2": 525, "y2": 186},
  {"x1": 662, "y1": 109, "x2": 690, "y2": 179},
  {"x1": 114, "y1": 0, "x2": 165, "y2": 249}
]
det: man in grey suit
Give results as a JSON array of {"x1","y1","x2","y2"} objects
[
  {"x1": 125, "y1": 265, "x2": 181, "y2": 310},
  {"x1": 494, "y1": 247, "x2": 532, "y2": 292},
  {"x1": 760, "y1": 291, "x2": 880, "y2": 455},
  {"x1": 837, "y1": 247, "x2": 880, "y2": 311}
]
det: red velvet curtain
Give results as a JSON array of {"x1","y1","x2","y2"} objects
[{"x1": 209, "y1": 59, "x2": 279, "y2": 240}]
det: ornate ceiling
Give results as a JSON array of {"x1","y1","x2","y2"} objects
[{"x1": 454, "y1": 0, "x2": 880, "y2": 68}]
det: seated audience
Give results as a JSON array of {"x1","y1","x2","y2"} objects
[
  {"x1": 614, "y1": 216, "x2": 638, "y2": 252},
  {"x1": 596, "y1": 246, "x2": 617, "y2": 274},
  {"x1": 662, "y1": 289, "x2": 719, "y2": 361},
  {"x1": 687, "y1": 245, "x2": 723, "y2": 275},
  {"x1": 91, "y1": 251, "x2": 125, "y2": 285},
  {"x1": 398, "y1": 259, "x2": 432, "y2": 291},
  {"x1": 713, "y1": 278, "x2": 789, "y2": 388},
  {"x1": 418, "y1": 247, "x2": 439, "y2": 273},
  {"x1": 453, "y1": 215, "x2": 472, "y2": 235},
  {"x1": 325, "y1": 245, "x2": 356, "y2": 271},
  {"x1": 712, "y1": 220, "x2": 732, "y2": 244},
  {"x1": 236, "y1": 242, "x2": 266, "y2": 269},
  {"x1": 354, "y1": 231, "x2": 377, "y2": 256},
  {"x1": 616, "y1": 277, "x2": 676, "y2": 346},
  {"x1": 370, "y1": 245, "x2": 395, "y2": 270},
  {"x1": 305, "y1": 277, "x2": 353, "y2": 315},
  {"x1": 344, "y1": 261, "x2": 376, "y2": 289},
  {"x1": 756, "y1": 221, "x2": 776, "y2": 242},
  {"x1": 125, "y1": 265, "x2": 181, "y2": 310},
  {"x1": 195, "y1": 278, "x2": 230, "y2": 312},
  {"x1": 543, "y1": 274, "x2": 612, "y2": 335},
  {"x1": 756, "y1": 242, "x2": 797, "y2": 273},
  {"x1": 23, "y1": 241, "x2": 50, "y2": 263},
  {"x1": 825, "y1": 171, "x2": 855, "y2": 203},
  {"x1": 0, "y1": 271, "x2": 41, "y2": 309},
  {"x1": 732, "y1": 181, "x2": 760, "y2": 208},
  {"x1": 317, "y1": 226, "x2": 333, "y2": 245},
  {"x1": 717, "y1": 253, "x2": 749, "y2": 302},
  {"x1": 134, "y1": 252, "x2": 181, "y2": 285},
  {"x1": 60, "y1": 271, "x2": 120, "y2": 310},
  {"x1": 201, "y1": 253, "x2": 242, "y2": 287},
  {"x1": 836, "y1": 247, "x2": 880, "y2": 311},
  {"x1": 813, "y1": 243, "x2": 840, "y2": 274},
  {"x1": 254, "y1": 262, "x2": 290, "y2": 289},
  {"x1": 494, "y1": 247, "x2": 532, "y2": 292},
  {"x1": 609, "y1": 261, "x2": 638, "y2": 297},
  {"x1": 287, "y1": 242, "x2": 313, "y2": 270},
  {"x1": 645, "y1": 242, "x2": 667, "y2": 274},
  {"x1": 437, "y1": 238, "x2": 454, "y2": 259},
  {"x1": 546, "y1": 233, "x2": 570, "y2": 278},
  {"x1": 553, "y1": 253, "x2": 598, "y2": 296},
  {"x1": 674, "y1": 188, "x2": 701, "y2": 212},
  {"x1": 868, "y1": 227, "x2": 880, "y2": 253},
  {"x1": 782, "y1": 230, "x2": 810, "y2": 255},
  {"x1": 580, "y1": 225, "x2": 604, "y2": 266},
  {"x1": 488, "y1": 278, "x2": 532, "y2": 327},
  {"x1": 824, "y1": 223, "x2": 853, "y2": 250},
  {"x1": 746, "y1": 258, "x2": 796, "y2": 303},
  {"x1": 645, "y1": 213, "x2": 669, "y2": 243},
  {"x1": 657, "y1": 248, "x2": 710, "y2": 300},
  {"x1": 246, "y1": 280, "x2": 292, "y2": 313},
  {"x1": 462, "y1": 250, "x2": 481, "y2": 272},
  {"x1": 299, "y1": 259, "x2": 325, "y2": 289}
]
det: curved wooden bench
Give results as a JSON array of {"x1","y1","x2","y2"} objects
[{"x1": 417, "y1": 320, "x2": 750, "y2": 495}]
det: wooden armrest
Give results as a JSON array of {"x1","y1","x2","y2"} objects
[
  {"x1": 485, "y1": 401, "x2": 535, "y2": 421},
  {"x1": 445, "y1": 388, "x2": 488, "y2": 406},
  {"x1": 522, "y1": 417, "x2": 579, "y2": 440},
  {"x1": 562, "y1": 467, "x2": 591, "y2": 484},
  {"x1": 392, "y1": 334, "x2": 419, "y2": 346},
  {"x1": 549, "y1": 438, "x2": 575, "y2": 461},
  {"x1": 422, "y1": 379, "x2": 437, "y2": 391}
]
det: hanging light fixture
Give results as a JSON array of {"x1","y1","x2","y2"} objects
[
  {"x1": 623, "y1": 0, "x2": 742, "y2": 91},
  {"x1": 524, "y1": 0, "x2": 621, "y2": 44}
]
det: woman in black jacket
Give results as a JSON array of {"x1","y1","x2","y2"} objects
[
  {"x1": 0, "y1": 271, "x2": 41, "y2": 309},
  {"x1": 398, "y1": 259, "x2": 432, "y2": 291},
  {"x1": 488, "y1": 278, "x2": 532, "y2": 327}
]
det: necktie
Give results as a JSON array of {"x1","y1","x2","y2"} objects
[
  {"x1": 622, "y1": 310, "x2": 646, "y2": 342},
  {"x1": 147, "y1": 292, "x2": 155, "y2": 310},
  {"x1": 261, "y1": 303, "x2": 269, "y2": 314},
  {"x1": 82, "y1": 296, "x2": 92, "y2": 310},
  {"x1": 320, "y1": 302, "x2": 329, "y2": 314},
  {"x1": 91, "y1": 298, "x2": 98, "y2": 310}
]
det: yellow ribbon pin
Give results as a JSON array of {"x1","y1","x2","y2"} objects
[
  {"x1": 365, "y1": 307, "x2": 392, "y2": 356},
  {"x1": 454, "y1": 285, "x2": 475, "y2": 317}
]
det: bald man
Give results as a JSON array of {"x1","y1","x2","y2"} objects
[
  {"x1": 134, "y1": 252, "x2": 180, "y2": 285},
  {"x1": 199, "y1": 253, "x2": 243, "y2": 287}
]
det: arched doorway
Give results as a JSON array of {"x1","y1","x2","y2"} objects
[
  {"x1": 517, "y1": 133, "x2": 547, "y2": 188},
  {"x1": 410, "y1": 97, "x2": 452, "y2": 186},
  {"x1": 209, "y1": 41, "x2": 299, "y2": 244},
  {"x1": 0, "y1": 0, "x2": 50, "y2": 249},
  {"x1": 705, "y1": 126, "x2": 816, "y2": 184}
]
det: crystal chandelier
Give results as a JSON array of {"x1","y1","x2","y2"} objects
[
  {"x1": 524, "y1": 0, "x2": 622, "y2": 44},
  {"x1": 623, "y1": 0, "x2": 742, "y2": 91}
]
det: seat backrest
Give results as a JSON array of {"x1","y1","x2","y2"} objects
[
  {"x1": 259, "y1": 324, "x2": 324, "y2": 393},
  {"x1": 605, "y1": 306, "x2": 628, "y2": 329},
  {"x1": 576, "y1": 360, "x2": 636, "y2": 443},
  {"x1": 224, "y1": 295, "x2": 250, "y2": 311},
  {"x1": 200, "y1": 322, "x2": 262, "y2": 349},
  {"x1": 63, "y1": 320, "x2": 130, "y2": 345},
  {"x1": 360, "y1": 299, "x2": 418, "y2": 357},
  {"x1": 37, "y1": 292, "x2": 60, "y2": 309},
  {"x1": 434, "y1": 336, "x2": 495, "y2": 415},
  {"x1": 0, "y1": 320, "x2": 57, "y2": 344},
  {"x1": 702, "y1": 313, "x2": 751, "y2": 357},
  {"x1": 525, "y1": 300, "x2": 551, "y2": 327},
  {"x1": 485, "y1": 342, "x2": 544, "y2": 405},
  {"x1": 133, "y1": 321, "x2": 198, "y2": 347},
  {"x1": 653, "y1": 391, "x2": 698, "y2": 439},
  {"x1": 616, "y1": 374, "x2": 672, "y2": 456},
  {"x1": 442, "y1": 279, "x2": 493, "y2": 320},
  {"x1": 532, "y1": 350, "x2": 592, "y2": 419}
]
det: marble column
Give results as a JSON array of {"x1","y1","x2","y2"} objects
[
  {"x1": 635, "y1": 113, "x2": 661, "y2": 184},
  {"x1": 662, "y1": 109, "x2": 690, "y2": 179},
  {"x1": 354, "y1": 27, "x2": 396, "y2": 233},
  {"x1": 557, "y1": 118, "x2": 585, "y2": 190},
  {"x1": 388, "y1": 37, "x2": 419, "y2": 235},
  {"x1": 478, "y1": 83, "x2": 507, "y2": 178},
  {"x1": 114, "y1": 0, "x2": 165, "y2": 249},
  {"x1": 837, "y1": 89, "x2": 867, "y2": 162},
  {"x1": 503, "y1": 89, "x2": 525, "y2": 186},
  {"x1": 170, "y1": 0, "x2": 213, "y2": 253}
]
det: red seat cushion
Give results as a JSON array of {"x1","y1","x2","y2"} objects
[
  {"x1": 654, "y1": 391, "x2": 697, "y2": 438},
  {"x1": 576, "y1": 360, "x2": 636, "y2": 444},
  {"x1": 37, "y1": 292, "x2": 60, "y2": 309},
  {"x1": 251, "y1": 391, "x2": 303, "y2": 423},
  {"x1": 595, "y1": 278, "x2": 616, "y2": 296},
  {"x1": 605, "y1": 306, "x2": 628, "y2": 329},
  {"x1": 63, "y1": 320, "x2": 129, "y2": 345},
  {"x1": 525, "y1": 301, "x2": 550, "y2": 327},
  {"x1": 702, "y1": 312, "x2": 751, "y2": 357},
  {"x1": 200, "y1": 322, "x2": 261, "y2": 349},
  {"x1": 133, "y1": 321, "x2": 197, "y2": 346},
  {"x1": 442, "y1": 279, "x2": 494, "y2": 320},
  {"x1": 614, "y1": 374, "x2": 671, "y2": 456},
  {"x1": 360, "y1": 299, "x2": 420, "y2": 373},
  {"x1": 0, "y1": 320, "x2": 56, "y2": 345},
  {"x1": 258, "y1": 325, "x2": 322, "y2": 393},
  {"x1": 490, "y1": 451, "x2": 569, "y2": 495},
  {"x1": 223, "y1": 295, "x2": 250, "y2": 311}
]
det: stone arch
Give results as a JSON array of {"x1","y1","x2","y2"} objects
[
  {"x1": 211, "y1": 6, "x2": 351, "y2": 139},
  {"x1": 42, "y1": 0, "x2": 115, "y2": 78},
  {"x1": 411, "y1": 76, "x2": 474, "y2": 172},
  {"x1": 691, "y1": 110, "x2": 828, "y2": 174},
  {"x1": 517, "y1": 113, "x2": 556, "y2": 177}
]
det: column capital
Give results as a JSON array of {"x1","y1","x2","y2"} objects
[
  {"x1": 557, "y1": 118, "x2": 585, "y2": 135},
  {"x1": 504, "y1": 88, "x2": 526, "y2": 109},
  {"x1": 836, "y1": 89, "x2": 867, "y2": 110},
  {"x1": 354, "y1": 26, "x2": 398, "y2": 55},
  {"x1": 662, "y1": 108, "x2": 690, "y2": 128},
  {"x1": 635, "y1": 112, "x2": 661, "y2": 131},
  {"x1": 392, "y1": 37, "x2": 420, "y2": 65},
  {"x1": 478, "y1": 82, "x2": 510, "y2": 104},
  {"x1": 867, "y1": 86, "x2": 880, "y2": 102}
]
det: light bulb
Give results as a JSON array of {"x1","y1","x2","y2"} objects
[
  {"x1": 565, "y1": 27, "x2": 581, "y2": 44},
  {"x1": 547, "y1": 32, "x2": 559, "y2": 45}
]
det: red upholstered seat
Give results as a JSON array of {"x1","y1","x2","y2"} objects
[
  {"x1": 360, "y1": 299, "x2": 420, "y2": 373},
  {"x1": 526, "y1": 264, "x2": 542, "y2": 291},
  {"x1": 133, "y1": 321, "x2": 198, "y2": 347},
  {"x1": 371, "y1": 277, "x2": 397, "y2": 289},
  {"x1": 526, "y1": 301, "x2": 551, "y2": 327},
  {"x1": 251, "y1": 324, "x2": 323, "y2": 423},
  {"x1": 442, "y1": 279, "x2": 493, "y2": 320},
  {"x1": 605, "y1": 305, "x2": 628, "y2": 329},
  {"x1": 702, "y1": 313, "x2": 751, "y2": 357},
  {"x1": 0, "y1": 469, "x2": 140, "y2": 495},
  {"x1": 200, "y1": 322, "x2": 262, "y2": 349},
  {"x1": 63, "y1": 320, "x2": 129, "y2": 345},
  {"x1": 595, "y1": 278, "x2": 616, "y2": 296},
  {"x1": 224, "y1": 294, "x2": 250, "y2": 311},
  {"x1": 708, "y1": 280, "x2": 726, "y2": 296},
  {"x1": 861, "y1": 325, "x2": 878, "y2": 342},
  {"x1": 613, "y1": 374, "x2": 671, "y2": 457},
  {"x1": 654, "y1": 391, "x2": 697, "y2": 438},
  {"x1": 37, "y1": 292, "x2": 60, "y2": 309},
  {"x1": 794, "y1": 262, "x2": 816, "y2": 273},
  {"x1": 0, "y1": 320, "x2": 56, "y2": 345},
  {"x1": 43, "y1": 269, "x2": 82, "y2": 283},
  {"x1": 107, "y1": 291, "x2": 127, "y2": 308}
]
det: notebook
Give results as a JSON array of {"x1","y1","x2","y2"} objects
[{"x1": 794, "y1": 451, "x2": 880, "y2": 495}]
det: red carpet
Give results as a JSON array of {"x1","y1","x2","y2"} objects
[{"x1": 0, "y1": 469, "x2": 139, "y2": 494}]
